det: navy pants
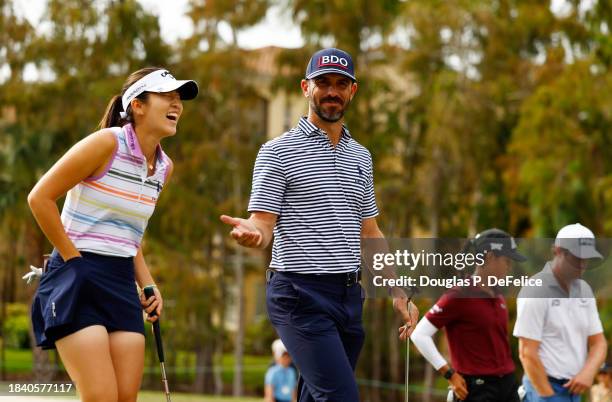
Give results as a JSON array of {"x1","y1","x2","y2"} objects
[{"x1": 266, "y1": 271, "x2": 365, "y2": 402}]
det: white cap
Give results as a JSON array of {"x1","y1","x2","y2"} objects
[
  {"x1": 554, "y1": 223, "x2": 602, "y2": 259},
  {"x1": 120, "y1": 69, "x2": 198, "y2": 118},
  {"x1": 271, "y1": 339, "x2": 288, "y2": 360}
]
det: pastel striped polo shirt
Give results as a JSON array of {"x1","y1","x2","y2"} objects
[
  {"x1": 248, "y1": 117, "x2": 379, "y2": 274},
  {"x1": 60, "y1": 124, "x2": 171, "y2": 257}
]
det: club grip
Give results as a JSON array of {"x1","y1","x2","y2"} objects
[
  {"x1": 152, "y1": 321, "x2": 165, "y2": 362},
  {"x1": 143, "y1": 286, "x2": 158, "y2": 317},
  {"x1": 143, "y1": 286, "x2": 165, "y2": 363}
]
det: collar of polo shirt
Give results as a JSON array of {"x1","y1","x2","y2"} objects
[
  {"x1": 543, "y1": 262, "x2": 584, "y2": 295},
  {"x1": 298, "y1": 117, "x2": 352, "y2": 139}
]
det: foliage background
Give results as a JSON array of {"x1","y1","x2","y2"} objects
[{"x1": 0, "y1": 0, "x2": 610, "y2": 401}]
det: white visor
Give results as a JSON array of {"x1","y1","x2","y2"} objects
[{"x1": 120, "y1": 69, "x2": 198, "y2": 118}]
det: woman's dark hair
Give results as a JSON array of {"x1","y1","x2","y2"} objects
[
  {"x1": 98, "y1": 67, "x2": 163, "y2": 129},
  {"x1": 458, "y1": 237, "x2": 478, "y2": 279}
]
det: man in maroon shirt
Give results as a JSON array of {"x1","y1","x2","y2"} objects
[{"x1": 411, "y1": 229, "x2": 527, "y2": 402}]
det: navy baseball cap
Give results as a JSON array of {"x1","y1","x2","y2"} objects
[
  {"x1": 305, "y1": 48, "x2": 356, "y2": 81},
  {"x1": 474, "y1": 228, "x2": 527, "y2": 262}
]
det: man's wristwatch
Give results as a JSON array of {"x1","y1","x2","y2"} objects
[{"x1": 443, "y1": 367, "x2": 455, "y2": 380}]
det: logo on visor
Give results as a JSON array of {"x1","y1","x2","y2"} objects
[
  {"x1": 160, "y1": 70, "x2": 175, "y2": 79},
  {"x1": 125, "y1": 83, "x2": 147, "y2": 101},
  {"x1": 318, "y1": 55, "x2": 349, "y2": 70}
]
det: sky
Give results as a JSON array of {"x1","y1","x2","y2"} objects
[
  {"x1": 7, "y1": 0, "x2": 595, "y2": 82},
  {"x1": 12, "y1": 0, "x2": 305, "y2": 49},
  {"x1": 11, "y1": 0, "x2": 594, "y2": 49}
]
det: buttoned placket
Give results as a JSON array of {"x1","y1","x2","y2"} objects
[
  {"x1": 317, "y1": 129, "x2": 357, "y2": 265},
  {"x1": 138, "y1": 159, "x2": 147, "y2": 202}
]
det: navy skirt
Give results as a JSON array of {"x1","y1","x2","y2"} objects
[{"x1": 31, "y1": 250, "x2": 145, "y2": 349}]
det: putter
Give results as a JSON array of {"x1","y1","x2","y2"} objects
[
  {"x1": 405, "y1": 323, "x2": 410, "y2": 402},
  {"x1": 144, "y1": 285, "x2": 171, "y2": 402},
  {"x1": 404, "y1": 301, "x2": 412, "y2": 402}
]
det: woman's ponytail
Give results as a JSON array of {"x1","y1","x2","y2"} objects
[
  {"x1": 98, "y1": 95, "x2": 127, "y2": 129},
  {"x1": 97, "y1": 67, "x2": 163, "y2": 129}
]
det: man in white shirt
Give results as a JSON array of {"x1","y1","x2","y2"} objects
[{"x1": 513, "y1": 223, "x2": 608, "y2": 402}]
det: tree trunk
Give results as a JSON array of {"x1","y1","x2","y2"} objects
[
  {"x1": 194, "y1": 342, "x2": 215, "y2": 393},
  {"x1": 232, "y1": 165, "x2": 245, "y2": 397},
  {"x1": 423, "y1": 163, "x2": 441, "y2": 402},
  {"x1": 21, "y1": 222, "x2": 55, "y2": 381},
  {"x1": 370, "y1": 299, "x2": 382, "y2": 402},
  {"x1": 214, "y1": 231, "x2": 226, "y2": 396},
  {"x1": 388, "y1": 299, "x2": 401, "y2": 402},
  {"x1": 194, "y1": 344, "x2": 206, "y2": 393}
]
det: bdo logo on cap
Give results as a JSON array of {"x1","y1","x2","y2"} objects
[
  {"x1": 305, "y1": 48, "x2": 356, "y2": 81},
  {"x1": 318, "y1": 55, "x2": 349, "y2": 70}
]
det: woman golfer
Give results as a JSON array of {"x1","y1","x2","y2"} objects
[
  {"x1": 28, "y1": 67, "x2": 197, "y2": 402},
  {"x1": 411, "y1": 229, "x2": 526, "y2": 402}
]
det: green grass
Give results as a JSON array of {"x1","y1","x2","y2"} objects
[
  {"x1": 2, "y1": 348, "x2": 34, "y2": 373},
  {"x1": 2, "y1": 348, "x2": 270, "y2": 392},
  {"x1": 137, "y1": 392, "x2": 260, "y2": 402},
  {"x1": 0, "y1": 384, "x2": 261, "y2": 402}
]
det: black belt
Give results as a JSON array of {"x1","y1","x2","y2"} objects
[
  {"x1": 547, "y1": 376, "x2": 570, "y2": 385},
  {"x1": 460, "y1": 373, "x2": 514, "y2": 384},
  {"x1": 266, "y1": 269, "x2": 361, "y2": 287}
]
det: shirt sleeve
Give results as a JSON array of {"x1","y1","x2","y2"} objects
[
  {"x1": 513, "y1": 297, "x2": 548, "y2": 341},
  {"x1": 248, "y1": 143, "x2": 286, "y2": 215},
  {"x1": 361, "y1": 152, "x2": 379, "y2": 219},
  {"x1": 264, "y1": 366, "x2": 275, "y2": 385},
  {"x1": 410, "y1": 317, "x2": 447, "y2": 370},
  {"x1": 587, "y1": 299, "x2": 604, "y2": 336},
  {"x1": 424, "y1": 292, "x2": 458, "y2": 329}
]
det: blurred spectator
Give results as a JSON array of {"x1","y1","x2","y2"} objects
[
  {"x1": 591, "y1": 363, "x2": 611, "y2": 402},
  {"x1": 264, "y1": 339, "x2": 297, "y2": 402}
]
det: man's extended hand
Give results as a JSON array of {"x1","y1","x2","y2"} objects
[{"x1": 220, "y1": 215, "x2": 263, "y2": 248}]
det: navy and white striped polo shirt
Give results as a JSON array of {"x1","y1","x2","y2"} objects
[{"x1": 248, "y1": 117, "x2": 379, "y2": 274}]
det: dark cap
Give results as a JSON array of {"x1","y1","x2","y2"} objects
[
  {"x1": 305, "y1": 48, "x2": 356, "y2": 81},
  {"x1": 474, "y1": 228, "x2": 527, "y2": 262}
]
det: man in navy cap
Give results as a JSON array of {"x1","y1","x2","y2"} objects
[{"x1": 221, "y1": 48, "x2": 418, "y2": 401}]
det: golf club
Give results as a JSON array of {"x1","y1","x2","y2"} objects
[
  {"x1": 405, "y1": 328, "x2": 410, "y2": 402},
  {"x1": 404, "y1": 311, "x2": 411, "y2": 402},
  {"x1": 144, "y1": 285, "x2": 171, "y2": 402}
]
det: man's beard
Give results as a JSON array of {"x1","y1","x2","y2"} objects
[{"x1": 311, "y1": 96, "x2": 351, "y2": 123}]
